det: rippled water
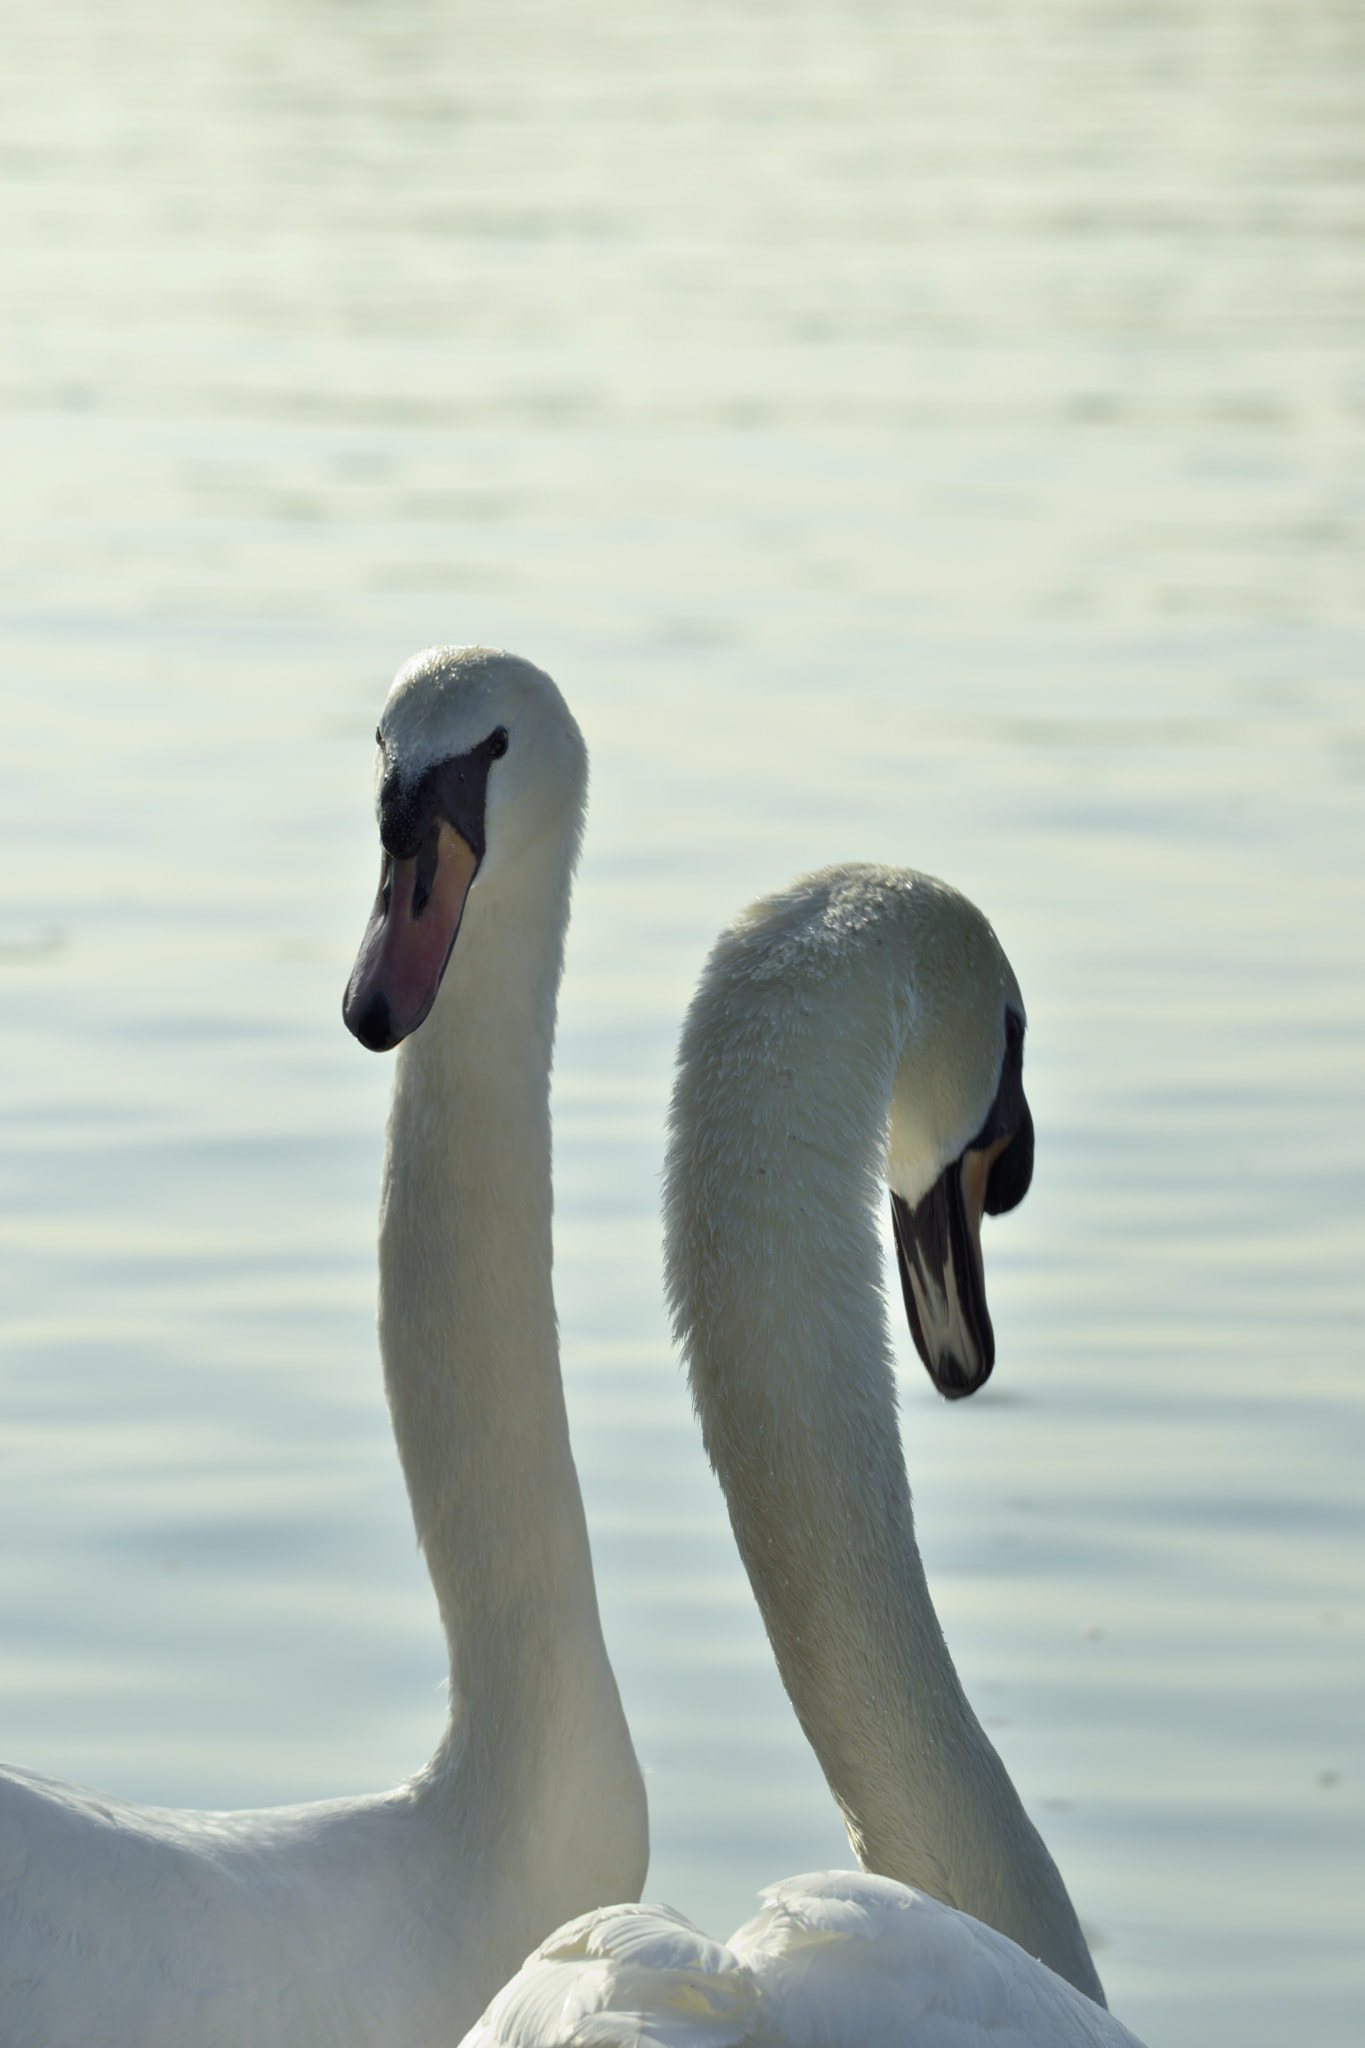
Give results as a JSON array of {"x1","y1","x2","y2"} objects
[{"x1": 1, "y1": 3, "x2": 1362, "y2": 2041}]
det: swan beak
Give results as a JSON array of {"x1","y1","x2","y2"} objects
[
  {"x1": 343, "y1": 823, "x2": 480, "y2": 1052},
  {"x1": 890, "y1": 1132, "x2": 1013, "y2": 1400}
]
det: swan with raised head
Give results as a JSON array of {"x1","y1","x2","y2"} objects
[
  {"x1": 459, "y1": 864, "x2": 1143, "y2": 2048},
  {"x1": 0, "y1": 647, "x2": 648, "y2": 2048}
]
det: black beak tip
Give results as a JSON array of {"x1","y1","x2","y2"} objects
[
  {"x1": 924, "y1": 1345, "x2": 994, "y2": 1402},
  {"x1": 344, "y1": 988, "x2": 399, "y2": 1053}
]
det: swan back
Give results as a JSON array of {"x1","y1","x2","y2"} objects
[{"x1": 460, "y1": 1875, "x2": 1143, "y2": 2048}]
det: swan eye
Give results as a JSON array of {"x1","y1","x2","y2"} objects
[{"x1": 488, "y1": 726, "x2": 509, "y2": 760}]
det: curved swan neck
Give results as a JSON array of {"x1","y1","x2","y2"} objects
[{"x1": 666, "y1": 869, "x2": 1105, "y2": 2006}]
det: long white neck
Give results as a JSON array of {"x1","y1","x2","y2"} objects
[
  {"x1": 378, "y1": 825, "x2": 646, "y2": 1931},
  {"x1": 666, "y1": 881, "x2": 1104, "y2": 2005}
]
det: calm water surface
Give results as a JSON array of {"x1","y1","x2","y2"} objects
[{"x1": 1, "y1": 4, "x2": 1362, "y2": 2042}]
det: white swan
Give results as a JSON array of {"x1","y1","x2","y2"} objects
[
  {"x1": 0, "y1": 647, "x2": 648, "y2": 2048},
  {"x1": 459, "y1": 865, "x2": 1143, "y2": 2048}
]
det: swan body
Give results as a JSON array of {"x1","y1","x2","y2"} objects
[
  {"x1": 463, "y1": 1873, "x2": 1145, "y2": 2048},
  {"x1": 0, "y1": 648, "x2": 648, "y2": 2047}
]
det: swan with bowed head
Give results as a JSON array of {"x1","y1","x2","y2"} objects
[
  {"x1": 458, "y1": 857, "x2": 1147, "y2": 2047},
  {"x1": 0, "y1": 649, "x2": 647, "y2": 2048}
]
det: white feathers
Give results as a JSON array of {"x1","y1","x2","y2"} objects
[
  {"x1": 463, "y1": 1875, "x2": 1146, "y2": 2048},
  {"x1": 657, "y1": 866, "x2": 1123, "y2": 2019},
  {"x1": 466, "y1": 1905, "x2": 762, "y2": 2048},
  {"x1": 1, "y1": 710, "x2": 1145, "y2": 2048},
  {"x1": 0, "y1": 650, "x2": 646, "y2": 2048},
  {"x1": 458, "y1": 859, "x2": 1148, "y2": 2048}
]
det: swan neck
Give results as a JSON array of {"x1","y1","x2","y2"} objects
[
  {"x1": 358, "y1": 738, "x2": 646, "y2": 1988},
  {"x1": 668, "y1": 903, "x2": 1105, "y2": 2004},
  {"x1": 379, "y1": 834, "x2": 620, "y2": 1799}
]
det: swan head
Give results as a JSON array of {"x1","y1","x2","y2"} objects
[
  {"x1": 343, "y1": 646, "x2": 587, "y2": 1052},
  {"x1": 667, "y1": 866, "x2": 1035, "y2": 1415},
  {"x1": 882, "y1": 880, "x2": 1033, "y2": 1399}
]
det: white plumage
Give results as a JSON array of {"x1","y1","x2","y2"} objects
[
  {"x1": 458, "y1": 865, "x2": 1146, "y2": 2048},
  {"x1": 463, "y1": 1875, "x2": 1145, "y2": 2048},
  {"x1": 0, "y1": 649, "x2": 648, "y2": 2048}
]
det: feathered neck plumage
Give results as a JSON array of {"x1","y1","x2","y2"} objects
[{"x1": 665, "y1": 866, "x2": 1104, "y2": 2005}]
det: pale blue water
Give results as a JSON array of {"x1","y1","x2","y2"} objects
[{"x1": 1, "y1": 4, "x2": 1362, "y2": 2042}]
